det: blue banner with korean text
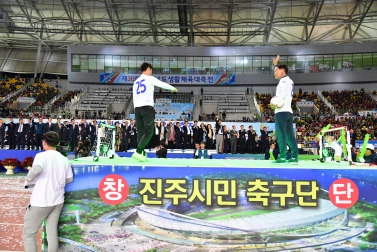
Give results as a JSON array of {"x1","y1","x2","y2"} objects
[
  {"x1": 100, "y1": 73, "x2": 235, "y2": 85},
  {"x1": 59, "y1": 165, "x2": 377, "y2": 251}
]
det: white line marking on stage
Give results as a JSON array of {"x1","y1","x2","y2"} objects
[{"x1": 215, "y1": 159, "x2": 231, "y2": 167}]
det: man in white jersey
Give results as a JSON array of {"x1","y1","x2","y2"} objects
[
  {"x1": 132, "y1": 62, "x2": 178, "y2": 161},
  {"x1": 23, "y1": 131, "x2": 73, "y2": 252},
  {"x1": 269, "y1": 55, "x2": 298, "y2": 164}
]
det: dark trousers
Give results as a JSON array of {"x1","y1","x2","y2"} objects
[
  {"x1": 175, "y1": 137, "x2": 182, "y2": 149},
  {"x1": 275, "y1": 112, "x2": 298, "y2": 159},
  {"x1": 135, "y1": 106, "x2": 155, "y2": 153},
  {"x1": 183, "y1": 135, "x2": 190, "y2": 149},
  {"x1": 26, "y1": 133, "x2": 35, "y2": 149},
  {"x1": 16, "y1": 132, "x2": 25, "y2": 149},
  {"x1": 35, "y1": 134, "x2": 43, "y2": 150},
  {"x1": 0, "y1": 132, "x2": 4, "y2": 149},
  {"x1": 7, "y1": 132, "x2": 15, "y2": 149},
  {"x1": 70, "y1": 136, "x2": 77, "y2": 151},
  {"x1": 239, "y1": 138, "x2": 246, "y2": 154},
  {"x1": 120, "y1": 137, "x2": 128, "y2": 151}
]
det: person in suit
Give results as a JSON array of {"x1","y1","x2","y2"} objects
[
  {"x1": 120, "y1": 120, "x2": 129, "y2": 152},
  {"x1": 247, "y1": 126, "x2": 256, "y2": 154},
  {"x1": 15, "y1": 118, "x2": 26, "y2": 149},
  {"x1": 156, "y1": 142, "x2": 167, "y2": 158},
  {"x1": 214, "y1": 116, "x2": 224, "y2": 153},
  {"x1": 193, "y1": 143, "x2": 200, "y2": 158},
  {"x1": 89, "y1": 120, "x2": 98, "y2": 149},
  {"x1": 198, "y1": 123, "x2": 206, "y2": 144},
  {"x1": 128, "y1": 119, "x2": 137, "y2": 149},
  {"x1": 44, "y1": 117, "x2": 54, "y2": 133},
  {"x1": 151, "y1": 122, "x2": 160, "y2": 149},
  {"x1": 192, "y1": 121, "x2": 200, "y2": 145},
  {"x1": 174, "y1": 122, "x2": 182, "y2": 149},
  {"x1": 0, "y1": 118, "x2": 6, "y2": 149},
  {"x1": 157, "y1": 121, "x2": 166, "y2": 145},
  {"x1": 53, "y1": 118, "x2": 62, "y2": 137},
  {"x1": 205, "y1": 124, "x2": 214, "y2": 149},
  {"x1": 34, "y1": 116, "x2": 45, "y2": 150},
  {"x1": 238, "y1": 125, "x2": 247, "y2": 154},
  {"x1": 229, "y1": 125, "x2": 238, "y2": 154},
  {"x1": 222, "y1": 125, "x2": 230, "y2": 154},
  {"x1": 25, "y1": 118, "x2": 35, "y2": 150},
  {"x1": 5, "y1": 117, "x2": 16, "y2": 149},
  {"x1": 260, "y1": 125, "x2": 273, "y2": 154},
  {"x1": 182, "y1": 121, "x2": 190, "y2": 149},
  {"x1": 265, "y1": 143, "x2": 279, "y2": 160},
  {"x1": 80, "y1": 119, "x2": 89, "y2": 140},
  {"x1": 196, "y1": 142, "x2": 209, "y2": 159},
  {"x1": 69, "y1": 119, "x2": 79, "y2": 151}
]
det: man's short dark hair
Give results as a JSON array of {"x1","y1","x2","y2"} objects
[
  {"x1": 160, "y1": 142, "x2": 166, "y2": 148},
  {"x1": 277, "y1": 64, "x2": 288, "y2": 74},
  {"x1": 194, "y1": 120, "x2": 198, "y2": 123},
  {"x1": 43, "y1": 131, "x2": 60, "y2": 148},
  {"x1": 140, "y1": 62, "x2": 153, "y2": 72}
]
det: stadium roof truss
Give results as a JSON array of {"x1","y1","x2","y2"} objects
[{"x1": 0, "y1": 0, "x2": 376, "y2": 49}]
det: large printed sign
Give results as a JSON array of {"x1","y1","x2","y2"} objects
[
  {"x1": 100, "y1": 73, "x2": 235, "y2": 85},
  {"x1": 59, "y1": 165, "x2": 377, "y2": 251}
]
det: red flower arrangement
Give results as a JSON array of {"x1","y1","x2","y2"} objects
[
  {"x1": 1, "y1": 158, "x2": 20, "y2": 167},
  {"x1": 20, "y1": 156, "x2": 34, "y2": 168}
]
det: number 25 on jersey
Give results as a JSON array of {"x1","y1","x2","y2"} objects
[{"x1": 136, "y1": 79, "x2": 146, "y2": 94}]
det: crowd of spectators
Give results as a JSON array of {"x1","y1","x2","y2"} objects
[
  {"x1": 7, "y1": 82, "x2": 60, "y2": 108},
  {"x1": 0, "y1": 78, "x2": 28, "y2": 100},
  {"x1": 322, "y1": 89, "x2": 377, "y2": 115}
]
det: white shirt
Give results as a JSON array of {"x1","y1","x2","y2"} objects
[
  {"x1": 274, "y1": 75, "x2": 294, "y2": 114},
  {"x1": 133, "y1": 74, "x2": 175, "y2": 108},
  {"x1": 30, "y1": 150, "x2": 73, "y2": 207}
]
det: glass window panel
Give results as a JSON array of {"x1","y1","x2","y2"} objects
[
  {"x1": 120, "y1": 56, "x2": 128, "y2": 67},
  {"x1": 72, "y1": 55, "x2": 80, "y2": 66},
  {"x1": 252, "y1": 56, "x2": 261, "y2": 74},
  {"x1": 203, "y1": 57, "x2": 210, "y2": 74},
  {"x1": 352, "y1": 53, "x2": 362, "y2": 71},
  {"x1": 210, "y1": 57, "x2": 218, "y2": 74},
  {"x1": 323, "y1": 54, "x2": 333, "y2": 72},
  {"x1": 373, "y1": 53, "x2": 377, "y2": 67},
  {"x1": 342, "y1": 54, "x2": 353, "y2": 71},
  {"x1": 88, "y1": 58, "x2": 96, "y2": 70},
  {"x1": 194, "y1": 57, "x2": 203, "y2": 74},
  {"x1": 144, "y1": 56, "x2": 152, "y2": 63},
  {"x1": 105, "y1": 55, "x2": 112, "y2": 67},
  {"x1": 113, "y1": 56, "x2": 120, "y2": 67},
  {"x1": 277, "y1": 55, "x2": 287, "y2": 66},
  {"x1": 81, "y1": 58, "x2": 88, "y2": 70},
  {"x1": 287, "y1": 55, "x2": 296, "y2": 73},
  {"x1": 96, "y1": 55, "x2": 104, "y2": 72},
  {"x1": 186, "y1": 60, "x2": 194, "y2": 74},
  {"x1": 218, "y1": 57, "x2": 226, "y2": 74},
  {"x1": 244, "y1": 56, "x2": 252, "y2": 74},
  {"x1": 226, "y1": 57, "x2": 235, "y2": 74},
  {"x1": 333, "y1": 55, "x2": 342, "y2": 71},
  {"x1": 235, "y1": 57, "x2": 244, "y2": 74},
  {"x1": 261, "y1": 56, "x2": 270, "y2": 74},
  {"x1": 161, "y1": 60, "x2": 169, "y2": 74},
  {"x1": 136, "y1": 56, "x2": 145, "y2": 66},
  {"x1": 315, "y1": 55, "x2": 324, "y2": 72},
  {"x1": 296, "y1": 55, "x2": 305, "y2": 73},
  {"x1": 306, "y1": 55, "x2": 315, "y2": 73},
  {"x1": 170, "y1": 57, "x2": 178, "y2": 74},
  {"x1": 177, "y1": 57, "x2": 185, "y2": 74},
  {"x1": 363, "y1": 53, "x2": 373, "y2": 68},
  {"x1": 128, "y1": 56, "x2": 137, "y2": 74}
]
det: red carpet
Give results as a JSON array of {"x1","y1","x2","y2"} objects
[{"x1": 0, "y1": 177, "x2": 41, "y2": 252}]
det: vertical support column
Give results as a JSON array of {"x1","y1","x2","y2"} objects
[{"x1": 34, "y1": 40, "x2": 42, "y2": 79}]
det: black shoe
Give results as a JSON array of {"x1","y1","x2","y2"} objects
[{"x1": 26, "y1": 148, "x2": 30, "y2": 150}]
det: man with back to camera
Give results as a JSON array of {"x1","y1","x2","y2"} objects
[
  {"x1": 132, "y1": 62, "x2": 178, "y2": 162},
  {"x1": 269, "y1": 55, "x2": 298, "y2": 164},
  {"x1": 23, "y1": 131, "x2": 73, "y2": 252}
]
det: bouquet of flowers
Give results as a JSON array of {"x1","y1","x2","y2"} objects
[
  {"x1": 1, "y1": 158, "x2": 20, "y2": 167},
  {"x1": 20, "y1": 156, "x2": 34, "y2": 168}
]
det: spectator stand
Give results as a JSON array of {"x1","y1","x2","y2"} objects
[
  {"x1": 201, "y1": 91, "x2": 251, "y2": 121},
  {"x1": 0, "y1": 77, "x2": 30, "y2": 104},
  {"x1": 321, "y1": 89, "x2": 377, "y2": 115}
]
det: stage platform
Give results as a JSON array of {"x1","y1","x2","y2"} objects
[{"x1": 1, "y1": 156, "x2": 377, "y2": 252}]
